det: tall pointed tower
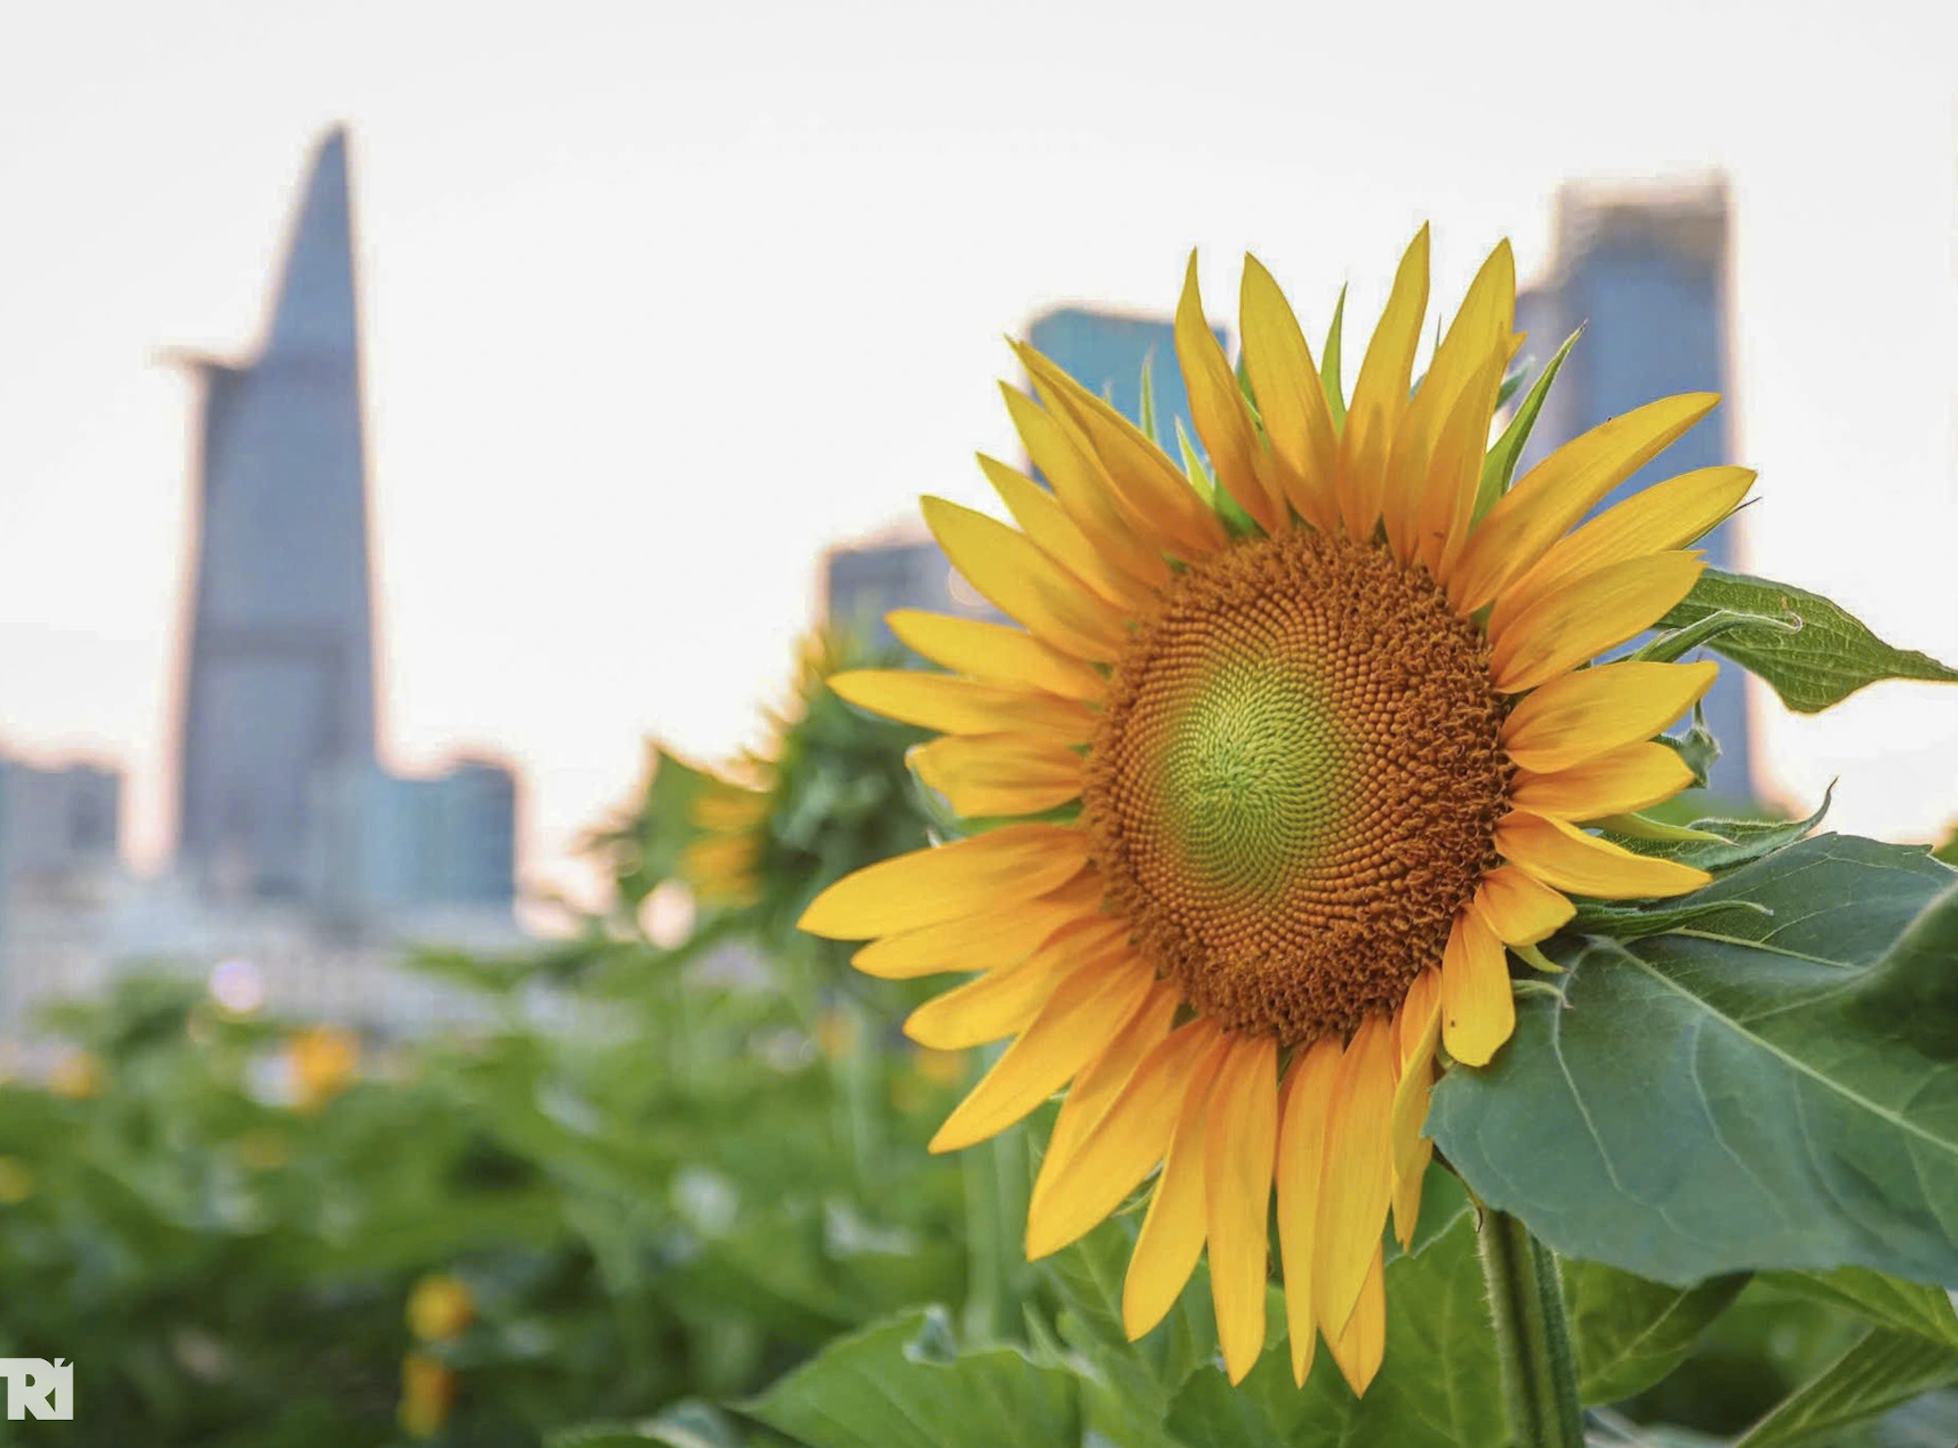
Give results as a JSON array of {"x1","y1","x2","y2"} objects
[{"x1": 173, "y1": 127, "x2": 378, "y2": 898}]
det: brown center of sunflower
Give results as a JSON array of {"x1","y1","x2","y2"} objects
[{"x1": 1083, "y1": 528, "x2": 1511, "y2": 1045}]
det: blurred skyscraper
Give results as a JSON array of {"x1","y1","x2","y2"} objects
[
  {"x1": 1515, "y1": 179, "x2": 1753, "y2": 797},
  {"x1": 822, "y1": 308, "x2": 1212, "y2": 642},
  {"x1": 172, "y1": 127, "x2": 379, "y2": 898},
  {"x1": 0, "y1": 755, "x2": 121, "y2": 895}
]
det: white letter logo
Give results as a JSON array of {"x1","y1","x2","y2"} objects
[{"x1": 0, "y1": 1359, "x2": 74, "y2": 1419}]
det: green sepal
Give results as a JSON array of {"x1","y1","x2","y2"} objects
[
  {"x1": 1180, "y1": 418, "x2": 1262, "y2": 539},
  {"x1": 1594, "y1": 813, "x2": 1728, "y2": 844},
  {"x1": 1567, "y1": 894, "x2": 1773, "y2": 940},
  {"x1": 1138, "y1": 353, "x2": 1162, "y2": 451},
  {"x1": 1659, "y1": 567, "x2": 1958, "y2": 713},
  {"x1": 1473, "y1": 327, "x2": 1581, "y2": 524},
  {"x1": 1494, "y1": 362, "x2": 1530, "y2": 411},
  {"x1": 1633, "y1": 606, "x2": 1801, "y2": 665},
  {"x1": 1655, "y1": 702, "x2": 1722, "y2": 789},
  {"x1": 1320, "y1": 285, "x2": 1348, "y2": 432},
  {"x1": 1612, "y1": 785, "x2": 1833, "y2": 873}
]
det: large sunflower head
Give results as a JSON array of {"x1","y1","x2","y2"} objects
[{"x1": 799, "y1": 231, "x2": 1750, "y2": 1395}]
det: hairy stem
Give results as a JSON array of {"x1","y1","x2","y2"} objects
[{"x1": 1476, "y1": 1205, "x2": 1586, "y2": 1448}]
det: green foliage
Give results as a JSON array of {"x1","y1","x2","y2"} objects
[
  {"x1": 743, "y1": 1308, "x2": 1080, "y2": 1448},
  {"x1": 1732, "y1": 1331, "x2": 1958, "y2": 1447},
  {"x1": 1473, "y1": 327, "x2": 1580, "y2": 522},
  {"x1": 1562, "y1": 1260, "x2": 1748, "y2": 1406},
  {"x1": 1320, "y1": 286, "x2": 1348, "y2": 430},
  {"x1": 1659, "y1": 568, "x2": 1958, "y2": 713},
  {"x1": 1431, "y1": 835, "x2": 1958, "y2": 1288}
]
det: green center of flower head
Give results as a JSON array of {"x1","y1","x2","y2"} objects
[{"x1": 1083, "y1": 529, "x2": 1513, "y2": 1046}]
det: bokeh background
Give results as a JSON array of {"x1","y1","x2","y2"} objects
[{"x1": 0, "y1": 1, "x2": 1955, "y2": 1443}]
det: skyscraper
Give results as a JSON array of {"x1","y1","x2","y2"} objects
[
  {"x1": 173, "y1": 128, "x2": 379, "y2": 897},
  {"x1": 1515, "y1": 179, "x2": 1753, "y2": 797},
  {"x1": 1025, "y1": 308, "x2": 1214, "y2": 455}
]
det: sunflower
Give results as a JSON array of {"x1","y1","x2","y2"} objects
[{"x1": 798, "y1": 230, "x2": 1750, "y2": 1395}]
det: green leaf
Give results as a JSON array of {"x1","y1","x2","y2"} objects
[
  {"x1": 1164, "y1": 1212, "x2": 1505, "y2": 1448},
  {"x1": 549, "y1": 1403, "x2": 747, "y2": 1448},
  {"x1": 743, "y1": 1307, "x2": 1081, "y2": 1448},
  {"x1": 1473, "y1": 327, "x2": 1580, "y2": 523},
  {"x1": 1321, "y1": 286, "x2": 1348, "y2": 431},
  {"x1": 1608, "y1": 786, "x2": 1832, "y2": 872},
  {"x1": 1562, "y1": 1258, "x2": 1748, "y2": 1405},
  {"x1": 1733, "y1": 1328, "x2": 1958, "y2": 1448},
  {"x1": 1767, "y1": 1266, "x2": 1958, "y2": 1348},
  {"x1": 1659, "y1": 568, "x2": 1958, "y2": 713},
  {"x1": 1139, "y1": 353, "x2": 1161, "y2": 451},
  {"x1": 1430, "y1": 835, "x2": 1958, "y2": 1289}
]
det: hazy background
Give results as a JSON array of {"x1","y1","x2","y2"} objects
[{"x1": 2, "y1": 0, "x2": 1954, "y2": 913}]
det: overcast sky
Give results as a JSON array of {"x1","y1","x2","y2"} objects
[{"x1": 2, "y1": 0, "x2": 1954, "y2": 912}]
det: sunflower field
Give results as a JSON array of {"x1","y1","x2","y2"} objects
[{"x1": 6, "y1": 236, "x2": 1958, "y2": 1448}]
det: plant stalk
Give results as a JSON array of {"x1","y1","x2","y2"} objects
[{"x1": 1475, "y1": 1205, "x2": 1586, "y2": 1448}]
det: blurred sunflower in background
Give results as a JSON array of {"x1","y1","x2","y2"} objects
[{"x1": 801, "y1": 230, "x2": 1751, "y2": 1393}]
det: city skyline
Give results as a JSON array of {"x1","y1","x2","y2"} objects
[{"x1": 2, "y1": 1, "x2": 1955, "y2": 914}]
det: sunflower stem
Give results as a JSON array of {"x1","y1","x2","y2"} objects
[{"x1": 1475, "y1": 1205, "x2": 1585, "y2": 1448}]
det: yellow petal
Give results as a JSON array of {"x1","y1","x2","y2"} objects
[
  {"x1": 998, "y1": 384, "x2": 1174, "y2": 587},
  {"x1": 1204, "y1": 1034, "x2": 1279, "y2": 1383},
  {"x1": 910, "y1": 732, "x2": 1085, "y2": 818},
  {"x1": 1390, "y1": 242, "x2": 1514, "y2": 560},
  {"x1": 1336, "y1": 226, "x2": 1429, "y2": 537},
  {"x1": 691, "y1": 786, "x2": 771, "y2": 832},
  {"x1": 1489, "y1": 551, "x2": 1706, "y2": 694},
  {"x1": 1471, "y1": 865, "x2": 1575, "y2": 949},
  {"x1": 1501, "y1": 659, "x2": 1719, "y2": 773},
  {"x1": 1178, "y1": 253, "x2": 1284, "y2": 534},
  {"x1": 1441, "y1": 908, "x2": 1514, "y2": 1068},
  {"x1": 978, "y1": 454, "x2": 1158, "y2": 614},
  {"x1": 850, "y1": 872, "x2": 1101, "y2": 979},
  {"x1": 1015, "y1": 341, "x2": 1229, "y2": 561},
  {"x1": 1498, "y1": 810, "x2": 1713, "y2": 900},
  {"x1": 1030, "y1": 982, "x2": 1182, "y2": 1220},
  {"x1": 1511, "y1": 741, "x2": 1696, "y2": 822},
  {"x1": 922, "y1": 496, "x2": 1127, "y2": 661},
  {"x1": 1450, "y1": 391, "x2": 1720, "y2": 613},
  {"x1": 1414, "y1": 347, "x2": 1511, "y2": 578},
  {"x1": 1026, "y1": 1016, "x2": 1224, "y2": 1259},
  {"x1": 1490, "y1": 465, "x2": 1756, "y2": 636},
  {"x1": 1276, "y1": 1038, "x2": 1341, "y2": 1387},
  {"x1": 930, "y1": 954, "x2": 1156, "y2": 1153},
  {"x1": 800, "y1": 825, "x2": 1088, "y2": 939},
  {"x1": 902, "y1": 917, "x2": 1130, "y2": 1050},
  {"x1": 885, "y1": 610, "x2": 1107, "y2": 704},
  {"x1": 1240, "y1": 253, "x2": 1339, "y2": 532},
  {"x1": 1389, "y1": 968, "x2": 1442, "y2": 1247},
  {"x1": 1325, "y1": 1246, "x2": 1387, "y2": 1397},
  {"x1": 1314, "y1": 1014, "x2": 1396, "y2": 1340},
  {"x1": 829, "y1": 670, "x2": 1096, "y2": 741},
  {"x1": 1123, "y1": 1039, "x2": 1228, "y2": 1339}
]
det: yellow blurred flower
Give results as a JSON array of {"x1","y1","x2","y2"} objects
[
  {"x1": 407, "y1": 1273, "x2": 476, "y2": 1343},
  {"x1": 815, "y1": 1004, "x2": 861, "y2": 1061},
  {"x1": 233, "y1": 1129, "x2": 289, "y2": 1172},
  {"x1": 49, "y1": 1050, "x2": 104, "y2": 1100},
  {"x1": 288, "y1": 1025, "x2": 360, "y2": 1113},
  {"x1": 912, "y1": 1046, "x2": 967, "y2": 1086},
  {"x1": 398, "y1": 1353, "x2": 455, "y2": 1439},
  {"x1": 0, "y1": 1156, "x2": 35, "y2": 1205}
]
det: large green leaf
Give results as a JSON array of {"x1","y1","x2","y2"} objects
[
  {"x1": 1733, "y1": 1329, "x2": 1958, "y2": 1447},
  {"x1": 1430, "y1": 835, "x2": 1958, "y2": 1288},
  {"x1": 1658, "y1": 568, "x2": 1958, "y2": 713},
  {"x1": 1164, "y1": 1213, "x2": 1505, "y2": 1448},
  {"x1": 1563, "y1": 1259, "x2": 1748, "y2": 1406},
  {"x1": 549, "y1": 1403, "x2": 748, "y2": 1448},
  {"x1": 743, "y1": 1308, "x2": 1081, "y2": 1448}
]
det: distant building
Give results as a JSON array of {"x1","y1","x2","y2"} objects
[
  {"x1": 822, "y1": 528, "x2": 1002, "y2": 646},
  {"x1": 308, "y1": 758, "x2": 518, "y2": 923},
  {"x1": 0, "y1": 755, "x2": 121, "y2": 891},
  {"x1": 1515, "y1": 179, "x2": 1753, "y2": 797},
  {"x1": 171, "y1": 127, "x2": 380, "y2": 899}
]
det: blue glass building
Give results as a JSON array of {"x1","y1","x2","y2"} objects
[{"x1": 1514, "y1": 180, "x2": 1753, "y2": 798}]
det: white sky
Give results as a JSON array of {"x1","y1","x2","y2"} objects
[{"x1": 2, "y1": 0, "x2": 1955, "y2": 913}]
